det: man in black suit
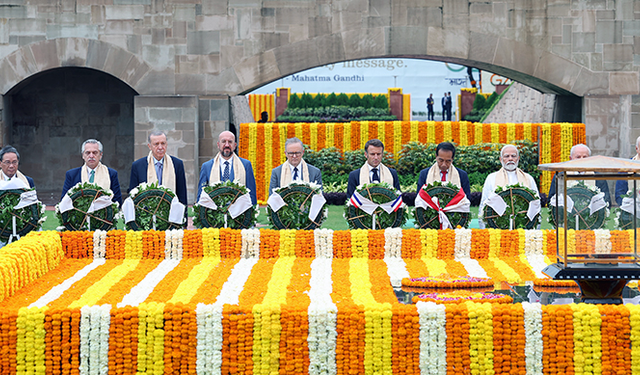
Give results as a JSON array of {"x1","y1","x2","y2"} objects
[
  {"x1": 0, "y1": 145, "x2": 35, "y2": 188},
  {"x1": 129, "y1": 131, "x2": 187, "y2": 205},
  {"x1": 346, "y1": 139, "x2": 400, "y2": 197},
  {"x1": 61, "y1": 139, "x2": 122, "y2": 204},
  {"x1": 416, "y1": 142, "x2": 471, "y2": 197}
]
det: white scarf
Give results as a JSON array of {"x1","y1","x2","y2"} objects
[
  {"x1": 280, "y1": 159, "x2": 310, "y2": 187},
  {"x1": 425, "y1": 163, "x2": 462, "y2": 187},
  {"x1": 146, "y1": 152, "x2": 176, "y2": 193},
  {"x1": 358, "y1": 163, "x2": 394, "y2": 186},
  {"x1": 81, "y1": 162, "x2": 111, "y2": 191},
  {"x1": 208, "y1": 153, "x2": 246, "y2": 185},
  {"x1": 0, "y1": 170, "x2": 30, "y2": 188},
  {"x1": 495, "y1": 168, "x2": 532, "y2": 189}
]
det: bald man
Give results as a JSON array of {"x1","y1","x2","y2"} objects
[
  {"x1": 549, "y1": 143, "x2": 610, "y2": 205},
  {"x1": 197, "y1": 131, "x2": 257, "y2": 204}
]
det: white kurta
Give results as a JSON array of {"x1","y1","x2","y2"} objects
[{"x1": 479, "y1": 169, "x2": 539, "y2": 228}]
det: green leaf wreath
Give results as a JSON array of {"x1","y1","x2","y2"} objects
[
  {"x1": 344, "y1": 182, "x2": 408, "y2": 230},
  {"x1": 548, "y1": 181, "x2": 608, "y2": 230},
  {"x1": 267, "y1": 182, "x2": 326, "y2": 230},
  {"x1": 616, "y1": 189, "x2": 639, "y2": 230},
  {"x1": 414, "y1": 181, "x2": 470, "y2": 229},
  {"x1": 56, "y1": 182, "x2": 118, "y2": 231},
  {"x1": 481, "y1": 183, "x2": 540, "y2": 229},
  {"x1": 193, "y1": 180, "x2": 258, "y2": 229},
  {"x1": 126, "y1": 182, "x2": 183, "y2": 231},
  {"x1": 0, "y1": 188, "x2": 46, "y2": 242}
]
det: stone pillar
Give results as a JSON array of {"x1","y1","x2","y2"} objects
[
  {"x1": 388, "y1": 88, "x2": 403, "y2": 121},
  {"x1": 199, "y1": 96, "x2": 231, "y2": 168},
  {"x1": 584, "y1": 95, "x2": 630, "y2": 158},
  {"x1": 134, "y1": 96, "x2": 199, "y2": 204},
  {"x1": 460, "y1": 91, "x2": 476, "y2": 120},
  {"x1": 275, "y1": 88, "x2": 290, "y2": 119}
]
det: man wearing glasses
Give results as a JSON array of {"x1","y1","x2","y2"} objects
[
  {"x1": 269, "y1": 137, "x2": 322, "y2": 196},
  {"x1": 416, "y1": 142, "x2": 470, "y2": 197},
  {"x1": 61, "y1": 139, "x2": 122, "y2": 204},
  {"x1": 0, "y1": 145, "x2": 34, "y2": 188},
  {"x1": 198, "y1": 130, "x2": 257, "y2": 205}
]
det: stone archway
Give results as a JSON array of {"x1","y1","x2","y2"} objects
[{"x1": 5, "y1": 67, "x2": 138, "y2": 204}]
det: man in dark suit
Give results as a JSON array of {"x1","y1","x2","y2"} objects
[
  {"x1": 61, "y1": 139, "x2": 122, "y2": 204},
  {"x1": 0, "y1": 145, "x2": 35, "y2": 188},
  {"x1": 549, "y1": 143, "x2": 610, "y2": 205},
  {"x1": 416, "y1": 142, "x2": 471, "y2": 197},
  {"x1": 198, "y1": 130, "x2": 257, "y2": 204},
  {"x1": 346, "y1": 139, "x2": 400, "y2": 197},
  {"x1": 129, "y1": 131, "x2": 187, "y2": 205},
  {"x1": 446, "y1": 91, "x2": 453, "y2": 120},
  {"x1": 441, "y1": 93, "x2": 447, "y2": 121},
  {"x1": 269, "y1": 137, "x2": 322, "y2": 195}
]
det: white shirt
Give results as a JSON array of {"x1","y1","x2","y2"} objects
[
  {"x1": 367, "y1": 163, "x2": 381, "y2": 182},
  {"x1": 289, "y1": 163, "x2": 302, "y2": 181},
  {"x1": 220, "y1": 159, "x2": 232, "y2": 176}
]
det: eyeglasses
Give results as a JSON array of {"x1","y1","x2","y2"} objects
[
  {"x1": 286, "y1": 152, "x2": 303, "y2": 156},
  {"x1": 1, "y1": 160, "x2": 18, "y2": 166}
]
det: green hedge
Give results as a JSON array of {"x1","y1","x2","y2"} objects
[
  {"x1": 304, "y1": 140, "x2": 539, "y2": 193},
  {"x1": 288, "y1": 93, "x2": 389, "y2": 109},
  {"x1": 277, "y1": 106, "x2": 396, "y2": 123}
]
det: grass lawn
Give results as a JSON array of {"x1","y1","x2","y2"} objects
[{"x1": 42, "y1": 205, "x2": 599, "y2": 231}]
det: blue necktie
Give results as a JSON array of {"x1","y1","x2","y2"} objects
[
  {"x1": 293, "y1": 167, "x2": 299, "y2": 180},
  {"x1": 155, "y1": 161, "x2": 163, "y2": 185},
  {"x1": 222, "y1": 161, "x2": 230, "y2": 181},
  {"x1": 371, "y1": 168, "x2": 379, "y2": 182}
]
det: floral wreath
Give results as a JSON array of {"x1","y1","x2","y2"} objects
[
  {"x1": 412, "y1": 290, "x2": 513, "y2": 305},
  {"x1": 126, "y1": 182, "x2": 182, "y2": 231},
  {"x1": 548, "y1": 181, "x2": 609, "y2": 230},
  {"x1": 615, "y1": 189, "x2": 640, "y2": 230},
  {"x1": 414, "y1": 181, "x2": 470, "y2": 229},
  {"x1": 0, "y1": 188, "x2": 46, "y2": 242},
  {"x1": 193, "y1": 180, "x2": 258, "y2": 229},
  {"x1": 481, "y1": 183, "x2": 540, "y2": 229},
  {"x1": 267, "y1": 181, "x2": 326, "y2": 230},
  {"x1": 402, "y1": 275, "x2": 493, "y2": 289},
  {"x1": 344, "y1": 182, "x2": 407, "y2": 230},
  {"x1": 55, "y1": 182, "x2": 118, "y2": 231}
]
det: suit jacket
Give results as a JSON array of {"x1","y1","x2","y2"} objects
[
  {"x1": 549, "y1": 174, "x2": 611, "y2": 206},
  {"x1": 198, "y1": 156, "x2": 257, "y2": 205},
  {"x1": 416, "y1": 166, "x2": 471, "y2": 198},
  {"x1": 268, "y1": 162, "x2": 322, "y2": 196},
  {"x1": 130, "y1": 155, "x2": 188, "y2": 205},
  {"x1": 346, "y1": 165, "x2": 401, "y2": 198},
  {"x1": 61, "y1": 166, "x2": 122, "y2": 205}
]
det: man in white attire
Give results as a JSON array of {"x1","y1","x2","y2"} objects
[{"x1": 479, "y1": 144, "x2": 539, "y2": 227}]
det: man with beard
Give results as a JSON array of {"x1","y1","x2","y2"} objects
[
  {"x1": 479, "y1": 144, "x2": 539, "y2": 226},
  {"x1": 129, "y1": 131, "x2": 187, "y2": 205},
  {"x1": 0, "y1": 145, "x2": 34, "y2": 188},
  {"x1": 62, "y1": 139, "x2": 122, "y2": 204},
  {"x1": 198, "y1": 130, "x2": 257, "y2": 205},
  {"x1": 269, "y1": 137, "x2": 322, "y2": 195}
]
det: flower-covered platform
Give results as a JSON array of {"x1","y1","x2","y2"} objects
[{"x1": 0, "y1": 228, "x2": 638, "y2": 374}]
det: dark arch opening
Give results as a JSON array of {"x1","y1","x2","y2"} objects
[{"x1": 4, "y1": 67, "x2": 138, "y2": 204}]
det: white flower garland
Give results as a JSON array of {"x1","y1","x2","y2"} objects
[
  {"x1": 453, "y1": 228, "x2": 472, "y2": 260},
  {"x1": 93, "y1": 230, "x2": 107, "y2": 259},
  {"x1": 313, "y1": 229, "x2": 334, "y2": 258},
  {"x1": 383, "y1": 228, "x2": 403, "y2": 258},
  {"x1": 594, "y1": 229, "x2": 611, "y2": 254},
  {"x1": 524, "y1": 229, "x2": 544, "y2": 256},
  {"x1": 417, "y1": 301, "x2": 447, "y2": 375},
  {"x1": 80, "y1": 304, "x2": 111, "y2": 375},
  {"x1": 526, "y1": 254, "x2": 549, "y2": 279},
  {"x1": 384, "y1": 257, "x2": 410, "y2": 287},
  {"x1": 308, "y1": 258, "x2": 337, "y2": 375},
  {"x1": 164, "y1": 229, "x2": 183, "y2": 259},
  {"x1": 458, "y1": 258, "x2": 489, "y2": 278},
  {"x1": 215, "y1": 258, "x2": 259, "y2": 305},
  {"x1": 522, "y1": 302, "x2": 544, "y2": 375},
  {"x1": 117, "y1": 259, "x2": 180, "y2": 308},
  {"x1": 196, "y1": 303, "x2": 224, "y2": 375},
  {"x1": 240, "y1": 228, "x2": 261, "y2": 258}
]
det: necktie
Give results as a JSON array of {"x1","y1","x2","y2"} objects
[
  {"x1": 441, "y1": 170, "x2": 447, "y2": 182},
  {"x1": 155, "y1": 161, "x2": 163, "y2": 185},
  {"x1": 293, "y1": 167, "x2": 299, "y2": 180},
  {"x1": 222, "y1": 161, "x2": 230, "y2": 181},
  {"x1": 89, "y1": 170, "x2": 95, "y2": 183},
  {"x1": 372, "y1": 168, "x2": 379, "y2": 182}
]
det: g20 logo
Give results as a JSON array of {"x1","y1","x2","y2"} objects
[{"x1": 490, "y1": 74, "x2": 512, "y2": 86}]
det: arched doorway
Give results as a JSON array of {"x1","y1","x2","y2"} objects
[{"x1": 4, "y1": 67, "x2": 137, "y2": 204}]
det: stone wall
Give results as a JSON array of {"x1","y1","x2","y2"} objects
[{"x1": 484, "y1": 82, "x2": 555, "y2": 124}]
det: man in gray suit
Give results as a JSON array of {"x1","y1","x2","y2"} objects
[{"x1": 269, "y1": 137, "x2": 322, "y2": 195}]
